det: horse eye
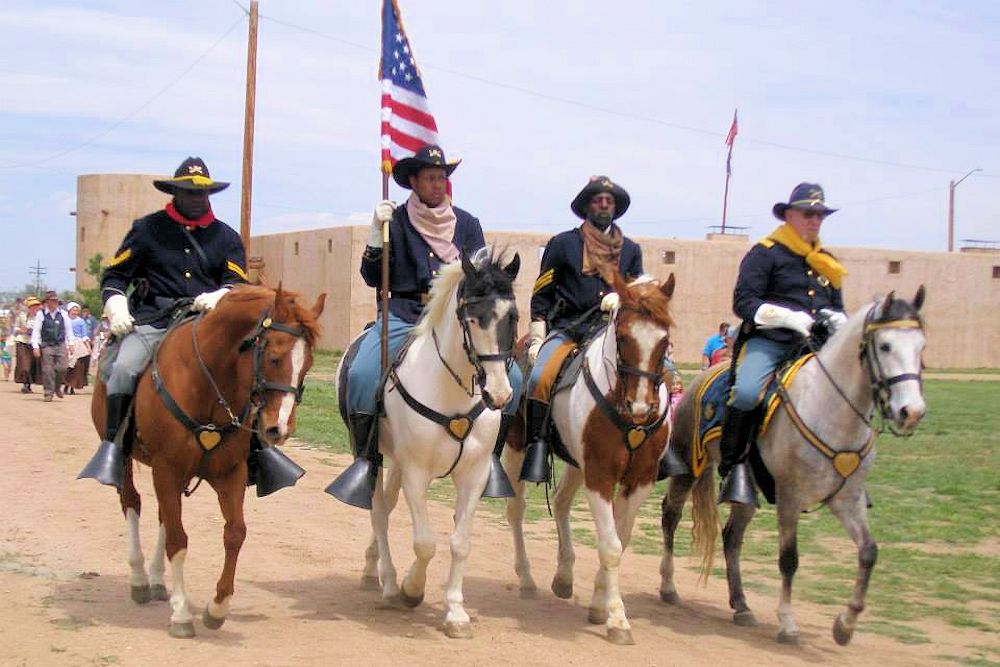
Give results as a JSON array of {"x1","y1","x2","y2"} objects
[
  {"x1": 269, "y1": 356, "x2": 282, "y2": 367},
  {"x1": 467, "y1": 316, "x2": 479, "y2": 327},
  {"x1": 879, "y1": 343, "x2": 891, "y2": 353}
]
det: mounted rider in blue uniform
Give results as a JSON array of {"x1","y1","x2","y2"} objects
[
  {"x1": 78, "y1": 157, "x2": 248, "y2": 490},
  {"x1": 718, "y1": 182, "x2": 849, "y2": 506},
  {"x1": 520, "y1": 176, "x2": 644, "y2": 483},
  {"x1": 331, "y1": 144, "x2": 523, "y2": 509}
]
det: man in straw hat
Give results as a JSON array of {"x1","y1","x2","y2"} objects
[
  {"x1": 30, "y1": 290, "x2": 76, "y2": 401},
  {"x1": 330, "y1": 144, "x2": 523, "y2": 509},
  {"x1": 520, "y1": 175, "x2": 644, "y2": 483},
  {"x1": 78, "y1": 157, "x2": 248, "y2": 489},
  {"x1": 13, "y1": 296, "x2": 42, "y2": 393},
  {"x1": 712, "y1": 182, "x2": 848, "y2": 506}
]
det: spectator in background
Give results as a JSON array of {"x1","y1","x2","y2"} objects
[
  {"x1": 30, "y1": 290, "x2": 76, "y2": 402},
  {"x1": 709, "y1": 323, "x2": 739, "y2": 366},
  {"x1": 63, "y1": 302, "x2": 91, "y2": 395},
  {"x1": 14, "y1": 296, "x2": 41, "y2": 393},
  {"x1": 80, "y1": 305, "x2": 98, "y2": 340},
  {"x1": 701, "y1": 321, "x2": 731, "y2": 369},
  {"x1": 1, "y1": 331, "x2": 11, "y2": 381}
]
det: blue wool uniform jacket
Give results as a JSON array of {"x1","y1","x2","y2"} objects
[
  {"x1": 530, "y1": 226, "x2": 643, "y2": 341},
  {"x1": 733, "y1": 238, "x2": 844, "y2": 344},
  {"x1": 101, "y1": 210, "x2": 248, "y2": 327},
  {"x1": 361, "y1": 205, "x2": 485, "y2": 324}
]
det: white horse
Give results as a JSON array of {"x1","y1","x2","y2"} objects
[
  {"x1": 340, "y1": 250, "x2": 520, "y2": 638},
  {"x1": 504, "y1": 272, "x2": 676, "y2": 645},
  {"x1": 659, "y1": 287, "x2": 927, "y2": 645}
]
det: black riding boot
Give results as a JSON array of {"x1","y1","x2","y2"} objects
[
  {"x1": 519, "y1": 399, "x2": 550, "y2": 483},
  {"x1": 482, "y1": 413, "x2": 516, "y2": 498},
  {"x1": 324, "y1": 414, "x2": 380, "y2": 509},
  {"x1": 717, "y1": 406, "x2": 758, "y2": 506},
  {"x1": 77, "y1": 393, "x2": 132, "y2": 490}
]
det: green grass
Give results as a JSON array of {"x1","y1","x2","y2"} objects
[{"x1": 296, "y1": 374, "x2": 1000, "y2": 653}]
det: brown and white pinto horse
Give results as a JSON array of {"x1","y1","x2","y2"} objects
[
  {"x1": 504, "y1": 272, "x2": 675, "y2": 645},
  {"x1": 90, "y1": 285, "x2": 324, "y2": 638}
]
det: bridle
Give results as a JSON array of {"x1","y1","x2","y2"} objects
[
  {"x1": 431, "y1": 281, "x2": 516, "y2": 398},
  {"x1": 608, "y1": 303, "x2": 669, "y2": 417}
]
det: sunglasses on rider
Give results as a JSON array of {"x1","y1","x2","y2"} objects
[{"x1": 799, "y1": 209, "x2": 827, "y2": 220}]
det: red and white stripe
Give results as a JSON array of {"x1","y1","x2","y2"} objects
[{"x1": 381, "y1": 80, "x2": 440, "y2": 169}]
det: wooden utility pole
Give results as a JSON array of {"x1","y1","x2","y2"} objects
[{"x1": 240, "y1": 0, "x2": 259, "y2": 246}]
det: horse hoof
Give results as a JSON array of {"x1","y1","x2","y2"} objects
[
  {"x1": 587, "y1": 607, "x2": 607, "y2": 625},
  {"x1": 131, "y1": 585, "x2": 151, "y2": 605},
  {"x1": 169, "y1": 621, "x2": 196, "y2": 639},
  {"x1": 607, "y1": 627, "x2": 635, "y2": 645},
  {"x1": 551, "y1": 578, "x2": 573, "y2": 600},
  {"x1": 444, "y1": 621, "x2": 473, "y2": 639},
  {"x1": 833, "y1": 614, "x2": 854, "y2": 646},
  {"x1": 360, "y1": 575, "x2": 381, "y2": 591},
  {"x1": 151, "y1": 584, "x2": 170, "y2": 602},
  {"x1": 519, "y1": 585, "x2": 540, "y2": 600},
  {"x1": 202, "y1": 607, "x2": 226, "y2": 630},
  {"x1": 776, "y1": 629, "x2": 800, "y2": 645},
  {"x1": 399, "y1": 589, "x2": 424, "y2": 608},
  {"x1": 659, "y1": 589, "x2": 680, "y2": 605},
  {"x1": 733, "y1": 610, "x2": 758, "y2": 627}
]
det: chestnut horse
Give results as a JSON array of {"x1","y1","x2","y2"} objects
[
  {"x1": 90, "y1": 285, "x2": 324, "y2": 638},
  {"x1": 504, "y1": 272, "x2": 675, "y2": 645}
]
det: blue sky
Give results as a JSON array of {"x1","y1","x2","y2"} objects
[{"x1": 1, "y1": 1, "x2": 997, "y2": 292}]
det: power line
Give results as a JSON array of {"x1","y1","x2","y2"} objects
[
  {"x1": 0, "y1": 13, "x2": 246, "y2": 170},
  {"x1": 260, "y1": 12, "x2": 996, "y2": 179}
]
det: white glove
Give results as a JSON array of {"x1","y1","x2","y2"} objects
[
  {"x1": 600, "y1": 292, "x2": 620, "y2": 312},
  {"x1": 754, "y1": 303, "x2": 814, "y2": 338},
  {"x1": 527, "y1": 320, "x2": 546, "y2": 363},
  {"x1": 369, "y1": 200, "x2": 396, "y2": 248},
  {"x1": 819, "y1": 308, "x2": 848, "y2": 333},
  {"x1": 193, "y1": 287, "x2": 231, "y2": 312},
  {"x1": 105, "y1": 294, "x2": 134, "y2": 337}
]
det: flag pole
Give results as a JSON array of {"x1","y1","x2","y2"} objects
[
  {"x1": 240, "y1": 0, "x2": 259, "y2": 246},
  {"x1": 380, "y1": 171, "x2": 390, "y2": 372},
  {"x1": 721, "y1": 146, "x2": 732, "y2": 235}
]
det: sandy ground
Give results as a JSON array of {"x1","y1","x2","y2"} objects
[{"x1": 0, "y1": 382, "x2": 990, "y2": 667}]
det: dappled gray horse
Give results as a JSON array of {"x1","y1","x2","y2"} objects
[{"x1": 659, "y1": 287, "x2": 927, "y2": 645}]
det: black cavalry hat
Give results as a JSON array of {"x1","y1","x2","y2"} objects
[
  {"x1": 570, "y1": 175, "x2": 631, "y2": 220},
  {"x1": 772, "y1": 182, "x2": 838, "y2": 221},
  {"x1": 391, "y1": 144, "x2": 461, "y2": 189},
  {"x1": 153, "y1": 157, "x2": 230, "y2": 195}
]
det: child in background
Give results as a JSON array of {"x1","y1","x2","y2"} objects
[
  {"x1": 1, "y1": 335, "x2": 11, "y2": 381},
  {"x1": 669, "y1": 376, "x2": 684, "y2": 421}
]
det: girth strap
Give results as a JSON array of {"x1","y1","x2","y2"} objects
[
  {"x1": 582, "y1": 360, "x2": 668, "y2": 471},
  {"x1": 388, "y1": 368, "x2": 487, "y2": 478}
]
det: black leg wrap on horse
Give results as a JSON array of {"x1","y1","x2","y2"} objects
[
  {"x1": 77, "y1": 393, "x2": 132, "y2": 490},
  {"x1": 519, "y1": 399, "x2": 550, "y2": 484},
  {"x1": 482, "y1": 413, "x2": 516, "y2": 498},
  {"x1": 324, "y1": 413, "x2": 380, "y2": 509}
]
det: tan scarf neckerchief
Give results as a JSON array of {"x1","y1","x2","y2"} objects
[
  {"x1": 406, "y1": 192, "x2": 459, "y2": 263},
  {"x1": 767, "y1": 223, "x2": 847, "y2": 289},
  {"x1": 580, "y1": 220, "x2": 624, "y2": 278}
]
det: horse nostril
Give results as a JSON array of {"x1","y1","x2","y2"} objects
[
  {"x1": 265, "y1": 426, "x2": 281, "y2": 442},
  {"x1": 900, "y1": 407, "x2": 909, "y2": 421}
]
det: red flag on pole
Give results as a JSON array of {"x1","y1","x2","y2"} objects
[{"x1": 725, "y1": 109, "x2": 738, "y2": 176}]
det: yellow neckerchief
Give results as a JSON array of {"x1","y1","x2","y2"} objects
[{"x1": 766, "y1": 223, "x2": 847, "y2": 289}]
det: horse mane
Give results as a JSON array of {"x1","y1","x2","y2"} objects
[
  {"x1": 621, "y1": 274, "x2": 673, "y2": 329},
  {"x1": 414, "y1": 261, "x2": 466, "y2": 338},
  {"x1": 226, "y1": 284, "x2": 321, "y2": 344}
]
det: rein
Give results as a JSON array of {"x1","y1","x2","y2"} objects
[{"x1": 152, "y1": 307, "x2": 309, "y2": 495}]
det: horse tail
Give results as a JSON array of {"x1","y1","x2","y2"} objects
[{"x1": 690, "y1": 465, "x2": 719, "y2": 585}]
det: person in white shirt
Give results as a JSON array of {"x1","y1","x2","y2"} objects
[{"x1": 30, "y1": 290, "x2": 76, "y2": 402}]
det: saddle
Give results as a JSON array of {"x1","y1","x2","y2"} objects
[{"x1": 693, "y1": 350, "x2": 816, "y2": 504}]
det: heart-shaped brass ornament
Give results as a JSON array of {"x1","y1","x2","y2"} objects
[
  {"x1": 198, "y1": 429, "x2": 223, "y2": 450},
  {"x1": 627, "y1": 428, "x2": 647, "y2": 448},
  {"x1": 448, "y1": 417, "x2": 472, "y2": 440},
  {"x1": 833, "y1": 452, "x2": 861, "y2": 478}
]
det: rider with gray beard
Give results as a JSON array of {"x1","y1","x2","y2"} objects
[
  {"x1": 717, "y1": 182, "x2": 849, "y2": 505},
  {"x1": 521, "y1": 176, "x2": 644, "y2": 483}
]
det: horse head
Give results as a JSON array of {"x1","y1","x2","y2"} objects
[
  {"x1": 863, "y1": 285, "x2": 927, "y2": 434},
  {"x1": 253, "y1": 284, "x2": 326, "y2": 445},
  {"x1": 457, "y1": 248, "x2": 520, "y2": 410},
  {"x1": 608, "y1": 272, "x2": 676, "y2": 421}
]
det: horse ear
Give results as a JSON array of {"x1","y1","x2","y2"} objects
[
  {"x1": 913, "y1": 284, "x2": 925, "y2": 312},
  {"x1": 503, "y1": 252, "x2": 521, "y2": 280},
  {"x1": 311, "y1": 293, "x2": 327, "y2": 318},
  {"x1": 661, "y1": 273, "x2": 676, "y2": 299},
  {"x1": 461, "y1": 251, "x2": 476, "y2": 277}
]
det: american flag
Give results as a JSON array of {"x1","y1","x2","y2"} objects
[
  {"x1": 380, "y1": 0, "x2": 440, "y2": 174},
  {"x1": 725, "y1": 109, "x2": 738, "y2": 177}
]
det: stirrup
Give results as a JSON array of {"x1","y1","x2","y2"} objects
[
  {"x1": 254, "y1": 446, "x2": 306, "y2": 498},
  {"x1": 482, "y1": 453, "x2": 515, "y2": 498},
  {"x1": 718, "y1": 462, "x2": 758, "y2": 507},
  {"x1": 77, "y1": 440, "x2": 125, "y2": 490},
  {"x1": 324, "y1": 458, "x2": 377, "y2": 510},
  {"x1": 658, "y1": 445, "x2": 690, "y2": 480},
  {"x1": 519, "y1": 441, "x2": 549, "y2": 484}
]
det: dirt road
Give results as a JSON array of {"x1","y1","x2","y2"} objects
[{"x1": 0, "y1": 384, "x2": 977, "y2": 666}]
